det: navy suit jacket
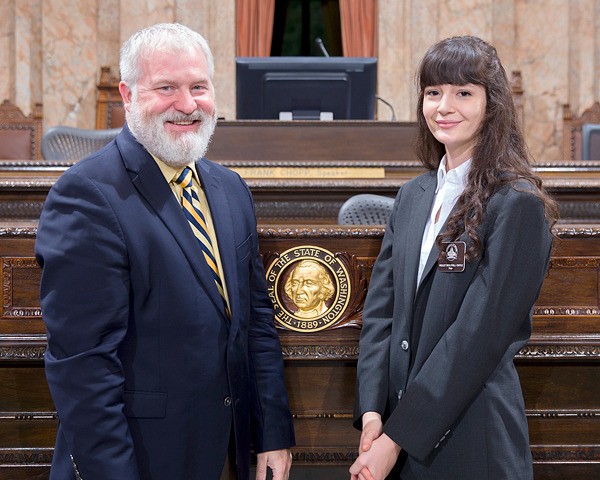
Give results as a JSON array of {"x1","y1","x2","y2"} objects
[
  {"x1": 35, "y1": 125, "x2": 295, "y2": 480},
  {"x1": 354, "y1": 171, "x2": 552, "y2": 479}
]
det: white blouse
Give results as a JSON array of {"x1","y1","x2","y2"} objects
[{"x1": 417, "y1": 156, "x2": 472, "y2": 285}]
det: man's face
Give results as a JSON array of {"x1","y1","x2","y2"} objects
[
  {"x1": 289, "y1": 265, "x2": 323, "y2": 311},
  {"x1": 120, "y1": 47, "x2": 217, "y2": 167}
]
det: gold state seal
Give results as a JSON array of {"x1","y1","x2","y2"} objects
[{"x1": 266, "y1": 246, "x2": 351, "y2": 332}]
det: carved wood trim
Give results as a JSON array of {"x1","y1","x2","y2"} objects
[
  {"x1": 1, "y1": 338, "x2": 599, "y2": 362},
  {"x1": 96, "y1": 66, "x2": 122, "y2": 130},
  {"x1": 534, "y1": 307, "x2": 599, "y2": 315},
  {"x1": 516, "y1": 344, "x2": 600, "y2": 359},
  {"x1": 0, "y1": 345, "x2": 44, "y2": 360},
  {"x1": 292, "y1": 412, "x2": 353, "y2": 419},
  {"x1": 258, "y1": 226, "x2": 600, "y2": 238},
  {"x1": 526, "y1": 409, "x2": 600, "y2": 418},
  {"x1": 563, "y1": 102, "x2": 600, "y2": 160},
  {"x1": 292, "y1": 448, "x2": 358, "y2": 464},
  {"x1": 0, "y1": 100, "x2": 43, "y2": 160},
  {"x1": 2, "y1": 257, "x2": 42, "y2": 318},
  {"x1": 0, "y1": 226, "x2": 598, "y2": 239},
  {"x1": 2, "y1": 446, "x2": 599, "y2": 467},
  {"x1": 0, "y1": 448, "x2": 53, "y2": 466},
  {"x1": 282, "y1": 345, "x2": 359, "y2": 359},
  {"x1": 259, "y1": 226, "x2": 386, "y2": 238},
  {"x1": 531, "y1": 445, "x2": 600, "y2": 462},
  {"x1": 553, "y1": 226, "x2": 600, "y2": 237},
  {"x1": 0, "y1": 336, "x2": 46, "y2": 360},
  {"x1": 0, "y1": 227, "x2": 37, "y2": 237},
  {"x1": 549, "y1": 257, "x2": 600, "y2": 268},
  {"x1": 0, "y1": 201, "x2": 45, "y2": 219},
  {"x1": 0, "y1": 179, "x2": 58, "y2": 189},
  {"x1": 0, "y1": 412, "x2": 57, "y2": 420}
]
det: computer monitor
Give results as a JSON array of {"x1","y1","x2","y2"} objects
[
  {"x1": 582, "y1": 123, "x2": 600, "y2": 160},
  {"x1": 235, "y1": 57, "x2": 377, "y2": 120}
]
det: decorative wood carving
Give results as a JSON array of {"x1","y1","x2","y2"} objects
[
  {"x1": 2, "y1": 257, "x2": 42, "y2": 318},
  {"x1": 0, "y1": 448, "x2": 53, "y2": 465},
  {"x1": 292, "y1": 450, "x2": 358, "y2": 464},
  {"x1": 563, "y1": 101, "x2": 600, "y2": 160},
  {"x1": 281, "y1": 345, "x2": 359, "y2": 360},
  {"x1": 96, "y1": 66, "x2": 123, "y2": 130},
  {"x1": 0, "y1": 100, "x2": 43, "y2": 160},
  {"x1": 531, "y1": 446, "x2": 600, "y2": 462},
  {"x1": 0, "y1": 344, "x2": 45, "y2": 360}
]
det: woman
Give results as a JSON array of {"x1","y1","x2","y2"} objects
[{"x1": 350, "y1": 36, "x2": 558, "y2": 480}]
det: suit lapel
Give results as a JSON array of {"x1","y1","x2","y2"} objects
[
  {"x1": 419, "y1": 199, "x2": 464, "y2": 287},
  {"x1": 403, "y1": 173, "x2": 437, "y2": 318},
  {"x1": 196, "y1": 159, "x2": 238, "y2": 327},
  {"x1": 117, "y1": 127, "x2": 227, "y2": 316}
]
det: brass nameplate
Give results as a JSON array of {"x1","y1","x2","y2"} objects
[{"x1": 232, "y1": 167, "x2": 385, "y2": 179}]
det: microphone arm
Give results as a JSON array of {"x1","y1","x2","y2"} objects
[
  {"x1": 315, "y1": 37, "x2": 330, "y2": 57},
  {"x1": 375, "y1": 95, "x2": 397, "y2": 122}
]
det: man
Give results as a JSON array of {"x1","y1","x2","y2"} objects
[
  {"x1": 284, "y1": 260, "x2": 334, "y2": 319},
  {"x1": 35, "y1": 23, "x2": 294, "y2": 480}
]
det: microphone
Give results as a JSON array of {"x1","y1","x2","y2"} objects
[
  {"x1": 375, "y1": 96, "x2": 397, "y2": 122},
  {"x1": 315, "y1": 37, "x2": 330, "y2": 57}
]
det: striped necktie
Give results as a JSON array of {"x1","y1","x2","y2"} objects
[{"x1": 174, "y1": 167, "x2": 230, "y2": 319}]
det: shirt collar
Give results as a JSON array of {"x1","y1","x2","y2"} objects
[
  {"x1": 150, "y1": 153, "x2": 198, "y2": 184},
  {"x1": 435, "y1": 155, "x2": 472, "y2": 193}
]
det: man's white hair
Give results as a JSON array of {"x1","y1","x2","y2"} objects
[{"x1": 120, "y1": 23, "x2": 215, "y2": 90}]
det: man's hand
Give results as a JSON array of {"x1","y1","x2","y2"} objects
[
  {"x1": 349, "y1": 433, "x2": 401, "y2": 480},
  {"x1": 256, "y1": 449, "x2": 292, "y2": 480}
]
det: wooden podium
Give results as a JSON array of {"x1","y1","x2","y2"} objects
[{"x1": 1, "y1": 225, "x2": 599, "y2": 479}]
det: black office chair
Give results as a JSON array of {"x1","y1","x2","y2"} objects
[
  {"x1": 337, "y1": 194, "x2": 395, "y2": 225},
  {"x1": 41, "y1": 126, "x2": 121, "y2": 161}
]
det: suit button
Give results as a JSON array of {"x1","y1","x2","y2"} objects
[
  {"x1": 397, "y1": 390, "x2": 403, "y2": 400},
  {"x1": 401, "y1": 340, "x2": 409, "y2": 351},
  {"x1": 224, "y1": 396, "x2": 232, "y2": 406}
]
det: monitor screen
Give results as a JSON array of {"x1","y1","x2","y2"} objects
[
  {"x1": 235, "y1": 57, "x2": 377, "y2": 120},
  {"x1": 582, "y1": 123, "x2": 600, "y2": 160}
]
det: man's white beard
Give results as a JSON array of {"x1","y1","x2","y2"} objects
[{"x1": 127, "y1": 99, "x2": 217, "y2": 168}]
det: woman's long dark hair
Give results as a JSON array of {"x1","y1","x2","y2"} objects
[{"x1": 415, "y1": 36, "x2": 558, "y2": 259}]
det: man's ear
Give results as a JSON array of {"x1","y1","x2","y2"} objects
[{"x1": 119, "y1": 81, "x2": 133, "y2": 111}]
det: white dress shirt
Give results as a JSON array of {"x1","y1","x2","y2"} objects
[{"x1": 417, "y1": 156, "x2": 472, "y2": 285}]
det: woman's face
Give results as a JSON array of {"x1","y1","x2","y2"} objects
[{"x1": 422, "y1": 83, "x2": 487, "y2": 166}]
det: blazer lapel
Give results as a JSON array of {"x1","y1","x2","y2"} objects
[
  {"x1": 196, "y1": 159, "x2": 238, "y2": 327},
  {"x1": 117, "y1": 127, "x2": 226, "y2": 315},
  {"x1": 419, "y1": 198, "x2": 466, "y2": 287},
  {"x1": 403, "y1": 173, "x2": 437, "y2": 316}
]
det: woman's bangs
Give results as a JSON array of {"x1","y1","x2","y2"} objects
[{"x1": 420, "y1": 50, "x2": 482, "y2": 89}]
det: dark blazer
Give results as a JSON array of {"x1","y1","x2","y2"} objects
[
  {"x1": 35, "y1": 125, "x2": 295, "y2": 480},
  {"x1": 354, "y1": 171, "x2": 552, "y2": 479}
]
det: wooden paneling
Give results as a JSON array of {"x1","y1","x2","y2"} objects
[
  {"x1": 3, "y1": 143, "x2": 600, "y2": 226},
  {"x1": 0, "y1": 165, "x2": 598, "y2": 478},
  {"x1": 0, "y1": 225, "x2": 598, "y2": 478}
]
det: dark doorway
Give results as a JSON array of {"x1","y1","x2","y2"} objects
[{"x1": 271, "y1": 0, "x2": 343, "y2": 56}]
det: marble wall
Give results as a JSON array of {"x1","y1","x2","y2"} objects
[
  {"x1": 2, "y1": 0, "x2": 235, "y2": 127},
  {"x1": 2, "y1": 0, "x2": 599, "y2": 162},
  {"x1": 378, "y1": 0, "x2": 600, "y2": 162}
]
